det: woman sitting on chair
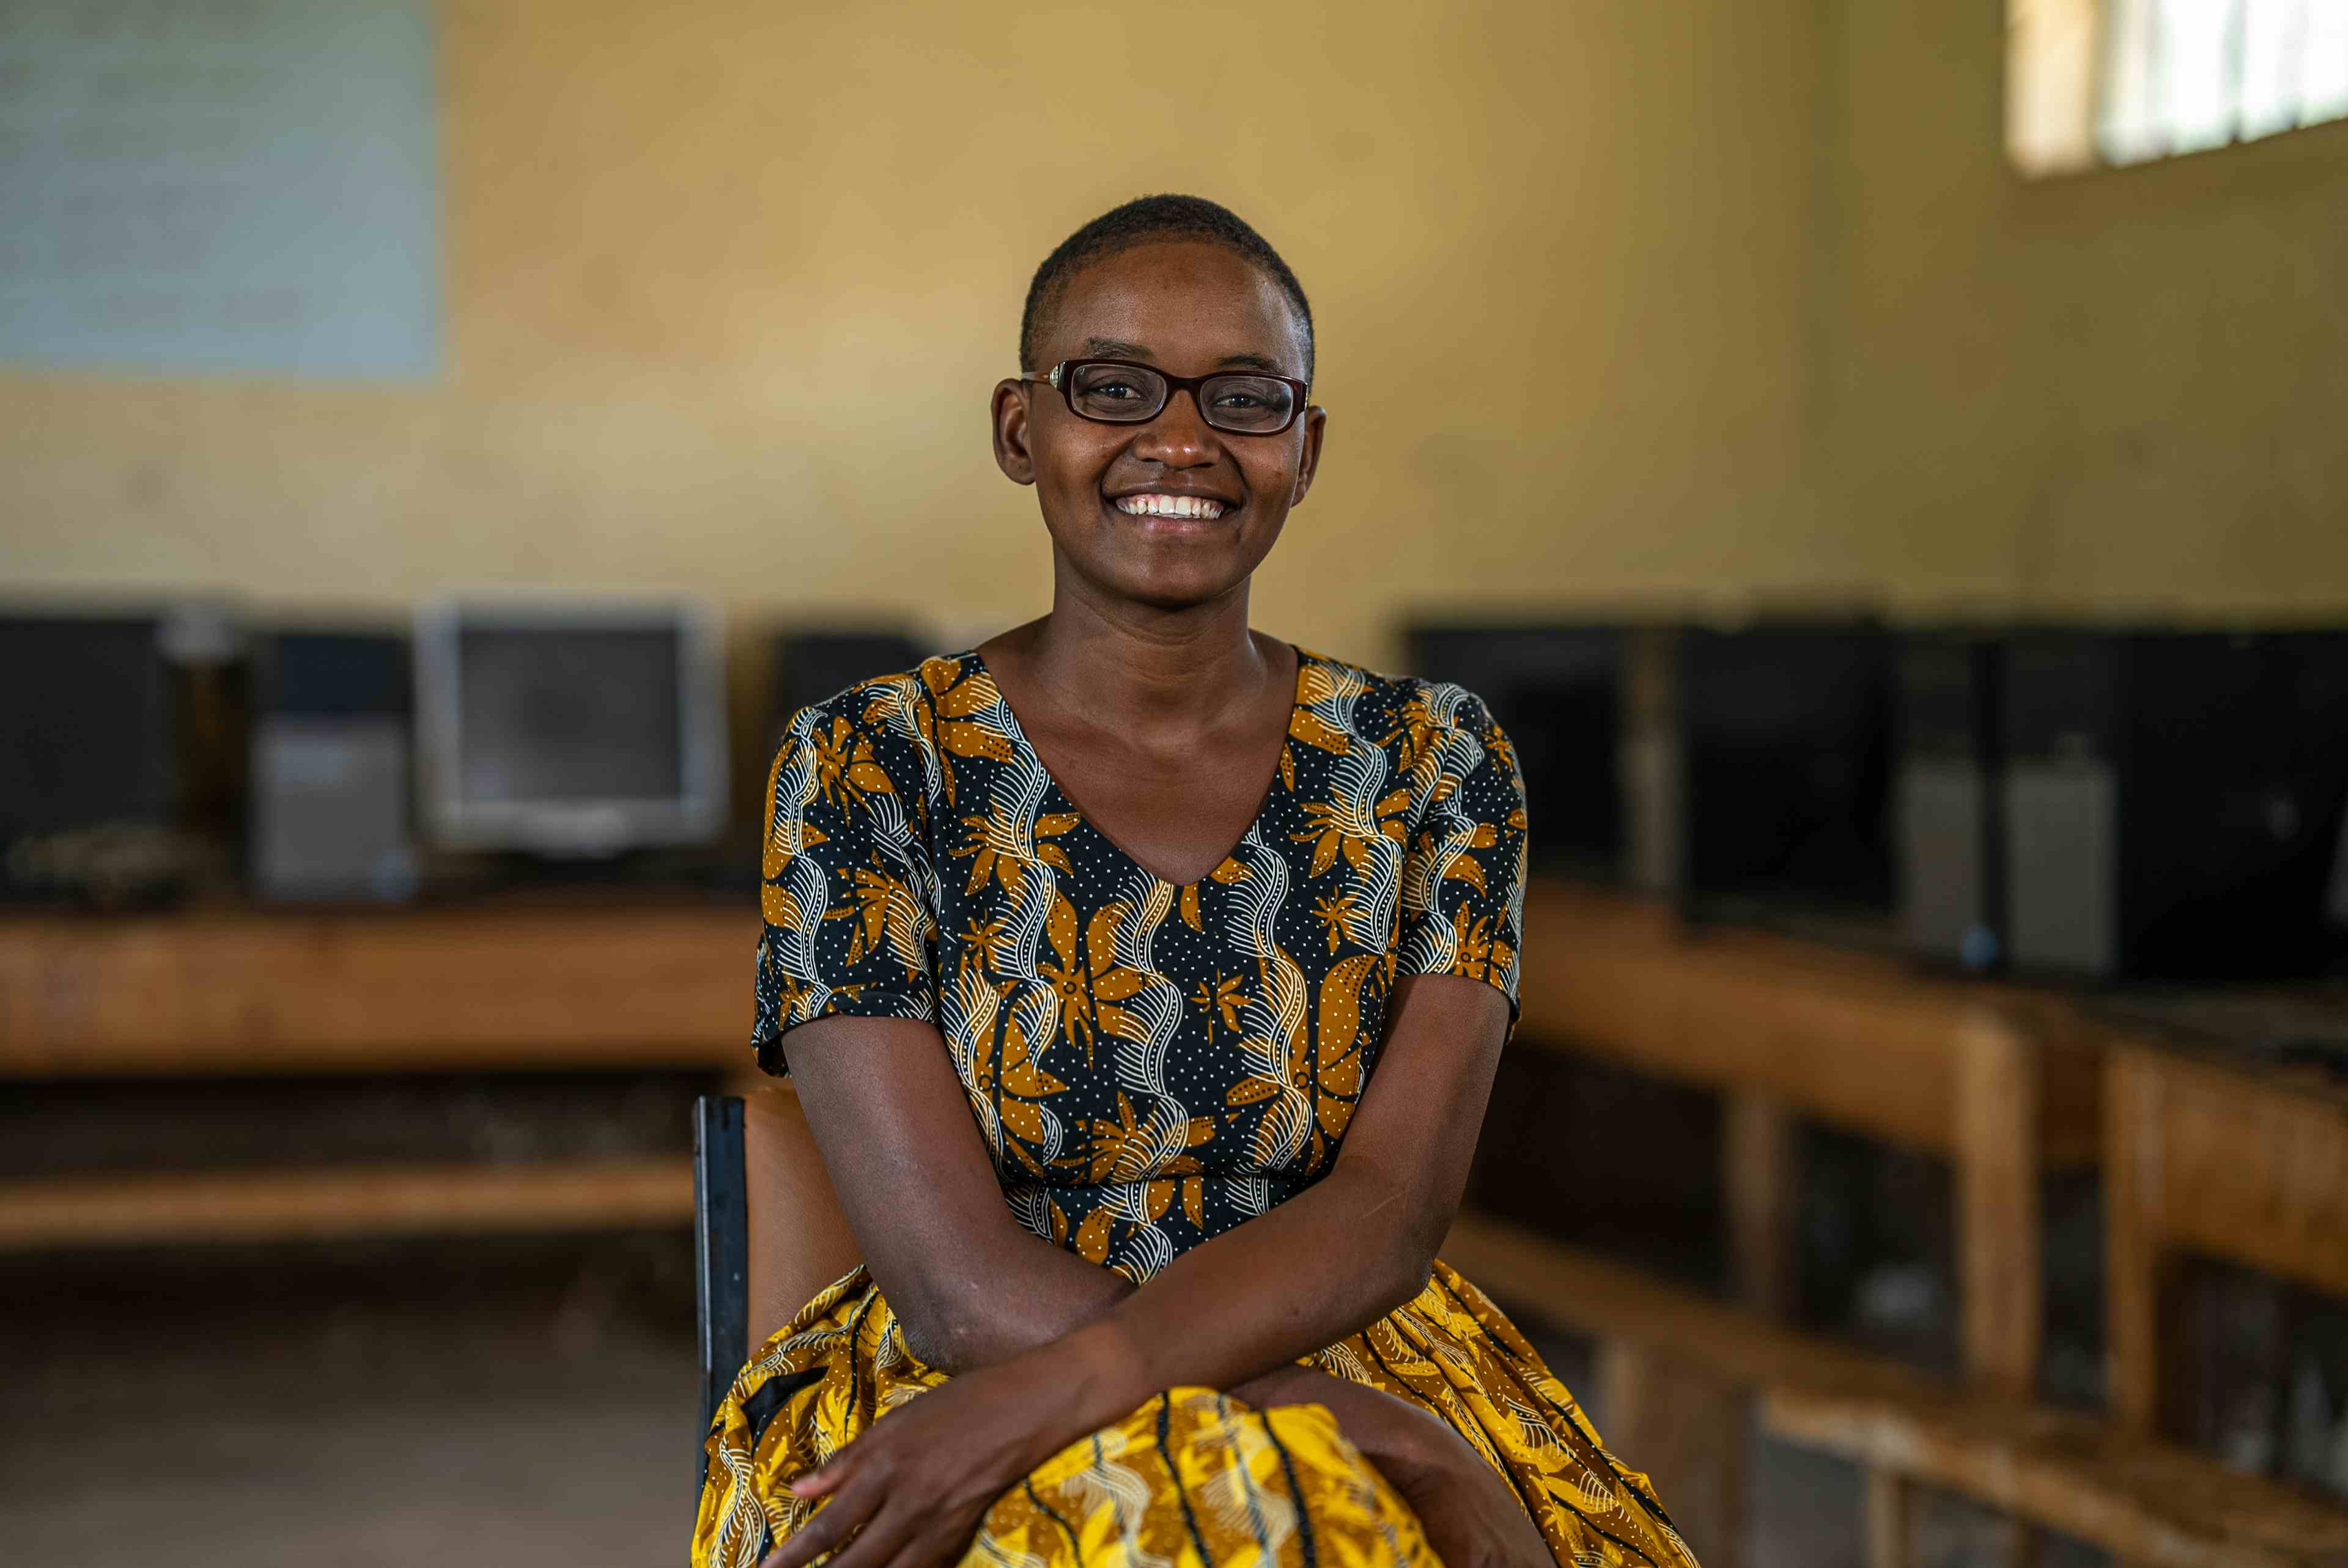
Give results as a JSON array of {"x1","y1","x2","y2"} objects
[{"x1": 693, "y1": 194, "x2": 1697, "y2": 1568}]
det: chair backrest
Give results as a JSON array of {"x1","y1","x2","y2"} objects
[
  {"x1": 692, "y1": 1084, "x2": 862, "y2": 1440},
  {"x1": 742, "y1": 1081, "x2": 862, "y2": 1341}
]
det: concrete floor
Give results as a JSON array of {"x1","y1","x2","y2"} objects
[
  {"x1": 1, "y1": 1234, "x2": 700, "y2": 1567},
  {"x1": 3, "y1": 1236, "x2": 2096, "y2": 1568}
]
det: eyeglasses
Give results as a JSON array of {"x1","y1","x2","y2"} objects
[{"x1": 1017, "y1": 358, "x2": 1309, "y2": 436}]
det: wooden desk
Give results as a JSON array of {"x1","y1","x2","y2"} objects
[
  {"x1": 1515, "y1": 882, "x2": 2103, "y2": 1396},
  {"x1": 0, "y1": 1161, "x2": 693, "y2": 1248},
  {"x1": 2104, "y1": 1032, "x2": 2348, "y2": 1435},
  {"x1": 0, "y1": 903, "x2": 756, "y2": 1248},
  {"x1": 0, "y1": 904, "x2": 755, "y2": 1078}
]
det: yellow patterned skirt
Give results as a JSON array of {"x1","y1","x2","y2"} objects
[{"x1": 693, "y1": 1259, "x2": 1698, "y2": 1568}]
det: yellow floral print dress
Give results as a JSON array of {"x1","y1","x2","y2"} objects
[{"x1": 694, "y1": 644, "x2": 1697, "y2": 1568}]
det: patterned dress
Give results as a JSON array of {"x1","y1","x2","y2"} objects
[{"x1": 693, "y1": 644, "x2": 1697, "y2": 1568}]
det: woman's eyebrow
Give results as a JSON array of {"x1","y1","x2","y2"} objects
[{"x1": 1078, "y1": 339, "x2": 1295, "y2": 376}]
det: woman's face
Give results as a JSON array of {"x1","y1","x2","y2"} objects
[{"x1": 992, "y1": 240, "x2": 1326, "y2": 614}]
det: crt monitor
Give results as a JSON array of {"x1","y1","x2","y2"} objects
[{"x1": 415, "y1": 600, "x2": 727, "y2": 856}]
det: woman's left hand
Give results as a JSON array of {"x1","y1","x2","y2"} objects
[{"x1": 759, "y1": 1354, "x2": 1087, "y2": 1568}]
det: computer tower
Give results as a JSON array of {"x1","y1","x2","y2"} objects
[
  {"x1": 1679, "y1": 622, "x2": 1895, "y2": 918},
  {"x1": 770, "y1": 630, "x2": 928, "y2": 749},
  {"x1": 0, "y1": 613, "x2": 175, "y2": 900},
  {"x1": 249, "y1": 631, "x2": 417, "y2": 901},
  {"x1": 1402, "y1": 624, "x2": 1625, "y2": 880},
  {"x1": 1896, "y1": 631, "x2": 2006, "y2": 970},
  {"x1": 2002, "y1": 630, "x2": 2348, "y2": 981}
]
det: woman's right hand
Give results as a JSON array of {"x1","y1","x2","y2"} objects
[
  {"x1": 1230, "y1": 1365, "x2": 1552, "y2": 1568},
  {"x1": 1376, "y1": 1436, "x2": 1556, "y2": 1568}
]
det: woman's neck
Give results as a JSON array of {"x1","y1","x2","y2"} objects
[{"x1": 983, "y1": 589, "x2": 1279, "y2": 736}]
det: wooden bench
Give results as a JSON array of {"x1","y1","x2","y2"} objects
[
  {"x1": 2103, "y1": 1028, "x2": 2348, "y2": 1437},
  {"x1": 1444, "y1": 1210, "x2": 2348, "y2": 1568},
  {"x1": 1515, "y1": 882, "x2": 2102, "y2": 1396}
]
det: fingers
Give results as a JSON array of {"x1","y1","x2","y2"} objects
[
  {"x1": 759, "y1": 1475, "x2": 978, "y2": 1568},
  {"x1": 789, "y1": 1498, "x2": 917, "y2": 1568},
  {"x1": 789, "y1": 1461, "x2": 843, "y2": 1500},
  {"x1": 759, "y1": 1470, "x2": 878, "y2": 1568},
  {"x1": 867, "y1": 1526, "x2": 970, "y2": 1568}
]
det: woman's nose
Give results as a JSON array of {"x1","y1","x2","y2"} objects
[{"x1": 1131, "y1": 388, "x2": 1217, "y2": 467}]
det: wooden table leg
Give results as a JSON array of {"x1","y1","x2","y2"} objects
[
  {"x1": 1868, "y1": 1471, "x2": 2038, "y2": 1568},
  {"x1": 1598, "y1": 1338, "x2": 1747, "y2": 1568},
  {"x1": 1724, "y1": 1089, "x2": 1798, "y2": 1320},
  {"x1": 1863, "y1": 1465, "x2": 1910, "y2": 1568},
  {"x1": 2104, "y1": 1049, "x2": 2163, "y2": 1434},
  {"x1": 1956, "y1": 1014, "x2": 2040, "y2": 1398}
]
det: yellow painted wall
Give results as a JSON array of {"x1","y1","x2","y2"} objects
[
  {"x1": 0, "y1": 0, "x2": 1823, "y2": 677},
  {"x1": 6, "y1": 0, "x2": 2342, "y2": 693},
  {"x1": 1806, "y1": 1, "x2": 2348, "y2": 620}
]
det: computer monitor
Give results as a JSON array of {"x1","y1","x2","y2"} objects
[
  {"x1": 414, "y1": 600, "x2": 727, "y2": 856},
  {"x1": 769, "y1": 628, "x2": 927, "y2": 756},
  {"x1": 1678, "y1": 620, "x2": 1895, "y2": 918},
  {"x1": 0, "y1": 612, "x2": 175, "y2": 899},
  {"x1": 1401, "y1": 622, "x2": 1626, "y2": 881},
  {"x1": 0, "y1": 613, "x2": 174, "y2": 841}
]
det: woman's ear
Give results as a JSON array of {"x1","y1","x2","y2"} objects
[
  {"x1": 991, "y1": 380, "x2": 1037, "y2": 486},
  {"x1": 1290, "y1": 405, "x2": 1328, "y2": 508}
]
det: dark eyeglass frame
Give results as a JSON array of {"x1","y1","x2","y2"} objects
[{"x1": 1017, "y1": 358, "x2": 1312, "y2": 436}]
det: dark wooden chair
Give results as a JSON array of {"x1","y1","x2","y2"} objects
[
  {"x1": 692, "y1": 1094, "x2": 750, "y2": 1443},
  {"x1": 691, "y1": 1086, "x2": 863, "y2": 1468}
]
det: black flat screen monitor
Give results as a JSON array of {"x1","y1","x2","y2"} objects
[
  {"x1": 0, "y1": 614, "x2": 173, "y2": 847},
  {"x1": 1680, "y1": 621, "x2": 1895, "y2": 915},
  {"x1": 1403, "y1": 622, "x2": 1624, "y2": 877}
]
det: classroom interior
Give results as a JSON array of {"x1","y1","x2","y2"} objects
[{"x1": 5, "y1": 2, "x2": 2348, "y2": 1564}]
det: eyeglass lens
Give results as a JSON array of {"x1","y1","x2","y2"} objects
[{"x1": 1065, "y1": 362, "x2": 1298, "y2": 433}]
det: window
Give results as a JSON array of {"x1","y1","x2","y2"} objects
[{"x1": 2007, "y1": 0, "x2": 2348, "y2": 175}]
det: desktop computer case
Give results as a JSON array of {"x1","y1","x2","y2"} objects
[
  {"x1": 2001, "y1": 629, "x2": 2348, "y2": 981},
  {"x1": 250, "y1": 632, "x2": 416, "y2": 902}
]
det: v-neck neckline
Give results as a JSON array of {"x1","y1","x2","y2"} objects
[{"x1": 962, "y1": 640, "x2": 1310, "y2": 893}]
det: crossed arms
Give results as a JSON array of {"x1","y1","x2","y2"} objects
[{"x1": 781, "y1": 970, "x2": 1512, "y2": 1437}]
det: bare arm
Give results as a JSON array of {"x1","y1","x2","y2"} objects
[
  {"x1": 1057, "y1": 973, "x2": 1510, "y2": 1412},
  {"x1": 780, "y1": 1012, "x2": 1133, "y2": 1374},
  {"x1": 785, "y1": 971, "x2": 1507, "y2": 1398},
  {"x1": 787, "y1": 1025, "x2": 1466, "y2": 1493}
]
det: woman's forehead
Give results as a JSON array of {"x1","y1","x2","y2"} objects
[{"x1": 1040, "y1": 241, "x2": 1309, "y2": 377}]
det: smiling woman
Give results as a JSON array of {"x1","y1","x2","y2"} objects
[{"x1": 690, "y1": 196, "x2": 1700, "y2": 1568}]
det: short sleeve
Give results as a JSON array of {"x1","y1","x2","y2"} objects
[
  {"x1": 751, "y1": 696, "x2": 940, "y2": 1075},
  {"x1": 1395, "y1": 690, "x2": 1530, "y2": 1036}
]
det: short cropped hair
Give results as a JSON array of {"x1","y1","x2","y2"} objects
[{"x1": 1019, "y1": 194, "x2": 1315, "y2": 380}]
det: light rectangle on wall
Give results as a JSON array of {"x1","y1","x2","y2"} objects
[
  {"x1": 0, "y1": 0, "x2": 438, "y2": 376},
  {"x1": 2008, "y1": 0, "x2": 2348, "y2": 175}
]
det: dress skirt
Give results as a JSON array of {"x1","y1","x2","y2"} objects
[{"x1": 692, "y1": 1259, "x2": 1698, "y2": 1568}]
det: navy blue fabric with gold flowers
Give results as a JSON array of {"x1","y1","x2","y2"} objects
[
  {"x1": 753, "y1": 642, "x2": 1527, "y2": 1283},
  {"x1": 706, "y1": 643, "x2": 1704, "y2": 1568}
]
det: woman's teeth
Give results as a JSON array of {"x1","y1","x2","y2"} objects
[{"x1": 1115, "y1": 493, "x2": 1226, "y2": 520}]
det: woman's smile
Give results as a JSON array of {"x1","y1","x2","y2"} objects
[
  {"x1": 991, "y1": 237, "x2": 1320, "y2": 607},
  {"x1": 1112, "y1": 491, "x2": 1228, "y2": 520}
]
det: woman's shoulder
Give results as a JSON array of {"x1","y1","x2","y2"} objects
[
  {"x1": 1294, "y1": 644, "x2": 1504, "y2": 740},
  {"x1": 769, "y1": 650, "x2": 988, "y2": 806},
  {"x1": 776, "y1": 650, "x2": 977, "y2": 746}
]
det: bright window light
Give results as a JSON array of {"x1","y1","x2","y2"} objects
[{"x1": 2007, "y1": 0, "x2": 2348, "y2": 175}]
